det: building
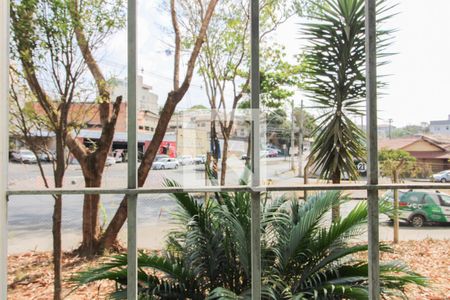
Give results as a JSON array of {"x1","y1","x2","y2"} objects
[
  {"x1": 430, "y1": 115, "x2": 450, "y2": 135},
  {"x1": 168, "y1": 109, "x2": 250, "y2": 140},
  {"x1": 25, "y1": 74, "x2": 164, "y2": 154},
  {"x1": 110, "y1": 75, "x2": 159, "y2": 115},
  {"x1": 175, "y1": 128, "x2": 209, "y2": 157},
  {"x1": 379, "y1": 135, "x2": 450, "y2": 172}
]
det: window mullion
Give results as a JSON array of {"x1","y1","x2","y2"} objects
[
  {"x1": 250, "y1": 0, "x2": 261, "y2": 298},
  {"x1": 0, "y1": 0, "x2": 9, "y2": 298},
  {"x1": 127, "y1": 0, "x2": 138, "y2": 299},
  {"x1": 365, "y1": 0, "x2": 380, "y2": 298}
]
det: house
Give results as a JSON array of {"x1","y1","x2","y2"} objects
[
  {"x1": 168, "y1": 109, "x2": 251, "y2": 140},
  {"x1": 430, "y1": 115, "x2": 450, "y2": 135},
  {"x1": 379, "y1": 135, "x2": 450, "y2": 172}
]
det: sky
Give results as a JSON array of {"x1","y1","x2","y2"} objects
[{"x1": 102, "y1": 0, "x2": 450, "y2": 128}]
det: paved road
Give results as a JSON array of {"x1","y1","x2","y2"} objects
[{"x1": 6, "y1": 160, "x2": 450, "y2": 254}]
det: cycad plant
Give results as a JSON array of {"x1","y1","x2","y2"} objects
[
  {"x1": 303, "y1": 0, "x2": 395, "y2": 220},
  {"x1": 73, "y1": 181, "x2": 425, "y2": 299}
]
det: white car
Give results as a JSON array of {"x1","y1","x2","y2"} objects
[
  {"x1": 178, "y1": 155, "x2": 194, "y2": 166},
  {"x1": 152, "y1": 158, "x2": 179, "y2": 170},
  {"x1": 105, "y1": 156, "x2": 116, "y2": 166},
  {"x1": 432, "y1": 170, "x2": 450, "y2": 183},
  {"x1": 155, "y1": 154, "x2": 169, "y2": 161},
  {"x1": 12, "y1": 149, "x2": 37, "y2": 164},
  {"x1": 194, "y1": 155, "x2": 206, "y2": 164}
]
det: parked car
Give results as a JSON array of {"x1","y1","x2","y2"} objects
[
  {"x1": 241, "y1": 151, "x2": 271, "y2": 159},
  {"x1": 37, "y1": 151, "x2": 55, "y2": 162},
  {"x1": 155, "y1": 154, "x2": 169, "y2": 162},
  {"x1": 194, "y1": 155, "x2": 206, "y2": 164},
  {"x1": 178, "y1": 155, "x2": 194, "y2": 166},
  {"x1": 431, "y1": 170, "x2": 450, "y2": 183},
  {"x1": 383, "y1": 190, "x2": 450, "y2": 227},
  {"x1": 267, "y1": 149, "x2": 278, "y2": 157},
  {"x1": 12, "y1": 149, "x2": 37, "y2": 164},
  {"x1": 267, "y1": 145, "x2": 282, "y2": 155},
  {"x1": 112, "y1": 149, "x2": 126, "y2": 163},
  {"x1": 152, "y1": 158, "x2": 179, "y2": 170},
  {"x1": 105, "y1": 156, "x2": 116, "y2": 166}
]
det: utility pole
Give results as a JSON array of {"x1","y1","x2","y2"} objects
[
  {"x1": 298, "y1": 100, "x2": 304, "y2": 177},
  {"x1": 290, "y1": 100, "x2": 295, "y2": 171}
]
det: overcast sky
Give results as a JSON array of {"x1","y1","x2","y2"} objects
[{"x1": 103, "y1": 0, "x2": 450, "y2": 128}]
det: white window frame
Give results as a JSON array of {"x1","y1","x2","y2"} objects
[{"x1": 1, "y1": 1, "x2": 448, "y2": 299}]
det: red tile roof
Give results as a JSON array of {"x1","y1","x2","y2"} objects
[{"x1": 378, "y1": 138, "x2": 418, "y2": 150}]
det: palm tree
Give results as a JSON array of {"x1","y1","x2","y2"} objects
[
  {"x1": 73, "y1": 183, "x2": 425, "y2": 299},
  {"x1": 303, "y1": 0, "x2": 395, "y2": 221}
]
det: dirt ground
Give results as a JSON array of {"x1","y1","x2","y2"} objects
[{"x1": 7, "y1": 239, "x2": 450, "y2": 299}]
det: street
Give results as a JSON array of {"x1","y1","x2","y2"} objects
[{"x1": 7, "y1": 159, "x2": 450, "y2": 254}]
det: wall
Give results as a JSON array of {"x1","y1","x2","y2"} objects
[{"x1": 176, "y1": 128, "x2": 208, "y2": 157}]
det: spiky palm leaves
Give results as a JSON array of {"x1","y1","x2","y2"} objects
[
  {"x1": 304, "y1": 0, "x2": 394, "y2": 183},
  {"x1": 73, "y1": 184, "x2": 425, "y2": 299}
]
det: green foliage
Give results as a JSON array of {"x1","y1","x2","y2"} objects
[
  {"x1": 303, "y1": 0, "x2": 395, "y2": 182},
  {"x1": 260, "y1": 50, "x2": 305, "y2": 108},
  {"x1": 195, "y1": 0, "x2": 311, "y2": 111},
  {"x1": 294, "y1": 107, "x2": 317, "y2": 138},
  {"x1": 189, "y1": 104, "x2": 209, "y2": 110},
  {"x1": 379, "y1": 149, "x2": 416, "y2": 181},
  {"x1": 414, "y1": 163, "x2": 433, "y2": 179},
  {"x1": 10, "y1": 0, "x2": 125, "y2": 101},
  {"x1": 73, "y1": 184, "x2": 425, "y2": 299}
]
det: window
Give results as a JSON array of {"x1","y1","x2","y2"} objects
[
  {"x1": 2, "y1": 2, "x2": 444, "y2": 299},
  {"x1": 439, "y1": 195, "x2": 450, "y2": 207}
]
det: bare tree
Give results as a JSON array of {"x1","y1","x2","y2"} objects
[
  {"x1": 190, "y1": 0, "x2": 300, "y2": 185},
  {"x1": 99, "y1": 0, "x2": 219, "y2": 250},
  {"x1": 10, "y1": 0, "x2": 126, "y2": 259}
]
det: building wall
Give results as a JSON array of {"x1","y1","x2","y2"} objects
[
  {"x1": 33, "y1": 101, "x2": 160, "y2": 135},
  {"x1": 430, "y1": 115, "x2": 450, "y2": 135},
  {"x1": 137, "y1": 111, "x2": 159, "y2": 133},
  {"x1": 416, "y1": 158, "x2": 448, "y2": 173},
  {"x1": 430, "y1": 124, "x2": 450, "y2": 135},
  {"x1": 110, "y1": 75, "x2": 159, "y2": 115},
  {"x1": 403, "y1": 140, "x2": 442, "y2": 152},
  {"x1": 176, "y1": 128, "x2": 208, "y2": 157},
  {"x1": 168, "y1": 110, "x2": 251, "y2": 140}
]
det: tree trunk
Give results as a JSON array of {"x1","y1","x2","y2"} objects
[
  {"x1": 393, "y1": 171, "x2": 399, "y2": 244},
  {"x1": 99, "y1": 95, "x2": 178, "y2": 251},
  {"x1": 220, "y1": 137, "x2": 229, "y2": 186},
  {"x1": 52, "y1": 133, "x2": 65, "y2": 300},
  {"x1": 303, "y1": 159, "x2": 312, "y2": 202},
  {"x1": 52, "y1": 194, "x2": 62, "y2": 300},
  {"x1": 78, "y1": 162, "x2": 103, "y2": 257},
  {"x1": 97, "y1": 0, "x2": 219, "y2": 251},
  {"x1": 245, "y1": 130, "x2": 251, "y2": 169},
  {"x1": 331, "y1": 170, "x2": 341, "y2": 222}
]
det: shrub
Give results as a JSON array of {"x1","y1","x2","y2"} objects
[{"x1": 73, "y1": 180, "x2": 426, "y2": 299}]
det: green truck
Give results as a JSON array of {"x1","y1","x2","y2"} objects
[{"x1": 383, "y1": 190, "x2": 450, "y2": 227}]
